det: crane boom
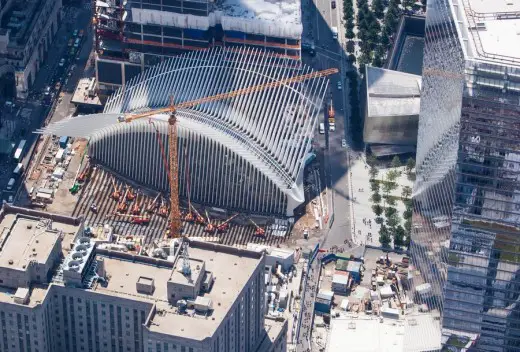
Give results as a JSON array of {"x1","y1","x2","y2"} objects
[
  {"x1": 120, "y1": 67, "x2": 338, "y2": 123},
  {"x1": 116, "y1": 67, "x2": 338, "y2": 238}
]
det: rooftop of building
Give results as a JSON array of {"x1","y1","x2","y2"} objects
[
  {"x1": 71, "y1": 78, "x2": 103, "y2": 107},
  {"x1": 0, "y1": 0, "x2": 47, "y2": 47},
  {"x1": 0, "y1": 212, "x2": 78, "y2": 270},
  {"x1": 327, "y1": 314, "x2": 441, "y2": 352},
  {"x1": 217, "y1": 0, "x2": 301, "y2": 25},
  {"x1": 366, "y1": 66, "x2": 422, "y2": 118},
  {"x1": 147, "y1": 243, "x2": 263, "y2": 340},
  {"x1": 456, "y1": 0, "x2": 520, "y2": 66}
]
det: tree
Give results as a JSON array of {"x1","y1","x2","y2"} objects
[
  {"x1": 404, "y1": 218, "x2": 412, "y2": 233},
  {"x1": 369, "y1": 166, "x2": 379, "y2": 179},
  {"x1": 382, "y1": 180, "x2": 397, "y2": 195},
  {"x1": 403, "y1": 207, "x2": 413, "y2": 220},
  {"x1": 371, "y1": 192, "x2": 382, "y2": 203},
  {"x1": 387, "y1": 214, "x2": 400, "y2": 228},
  {"x1": 385, "y1": 196, "x2": 397, "y2": 206},
  {"x1": 372, "y1": 204, "x2": 383, "y2": 216},
  {"x1": 372, "y1": 0, "x2": 385, "y2": 19},
  {"x1": 346, "y1": 27, "x2": 355, "y2": 39},
  {"x1": 385, "y1": 207, "x2": 397, "y2": 219},
  {"x1": 393, "y1": 226, "x2": 406, "y2": 247},
  {"x1": 375, "y1": 216, "x2": 384, "y2": 224},
  {"x1": 348, "y1": 54, "x2": 357, "y2": 63},
  {"x1": 406, "y1": 157, "x2": 416, "y2": 174},
  {"x1": 370, "y1": 180, "x2": 380, "y2": 192},
  {"x1": 367, "y1": 154, "x2": 377, "y2": 167},
  {"x1": 386, "y1": 169, "x2": 400, "y2": 182},
  {"x1": 404, "y1": 234, "x2": 411, "y2": 248},
  {"x1": 379, "y1": 225, "x2": 391, "y2": 247},
  {"x1": 391, "y1": 155, "x2": 401, "y2": 169},
  {"x1": 401, "y1": 186, "x2": 412, "y2": 199}
]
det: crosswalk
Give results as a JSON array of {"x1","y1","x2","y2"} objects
[{"x1": 72, "y1": 167, "x2": 289, "y2": 248}]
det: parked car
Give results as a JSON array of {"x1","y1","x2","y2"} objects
[
  {"x1": 58, "y1": 58, "x2": 66, "y2": 67},
  {"x1": 331, "y1": 1, "x2": 336, "y2": 8},
  {"x1": 68, "y1": 39, "x2": 73, "y2": 47},
  {"x1": 79, "y1": 29, "x2": 84, "y2": 37},
  {"x1": 73, "y1": 29, "x2": 78, "y2": 37},
  {"x1": 337, "y1": 81, "x2": 342, "y2": 90}
]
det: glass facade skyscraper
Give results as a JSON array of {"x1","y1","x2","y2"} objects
[{"x1": 410, "y1": 0, "x2": 520, "y2": 351}]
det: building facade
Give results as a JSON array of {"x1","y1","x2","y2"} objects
[
  {"x1": 40, "y1": 48, "x2": 328, "y2": 217},
  {"x1": 410, "y1": 0, "x2": 520, "y2": 350},
  {"x1": 0, "y1": 0, "x2": 62, "y2": 99},
  {"x1": 0, "y1": 206, "x2": 267, "y2": 352},
  {"x1": 94, "y1": 0, "x2": 302, "y2": 93}
]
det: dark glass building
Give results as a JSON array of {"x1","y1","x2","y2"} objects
[{"x1": 410, "y1": 0, "x2": 520, "y2": 351}]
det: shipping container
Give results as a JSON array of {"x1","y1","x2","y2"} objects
[{"x1": 59, "y1": 136, "x2": 69, "y2": 148}]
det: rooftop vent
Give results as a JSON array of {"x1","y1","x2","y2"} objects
[{"x1": 136, "y1": 276, "x2": 154, "y2": 294}]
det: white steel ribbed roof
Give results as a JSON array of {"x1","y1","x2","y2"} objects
[{"x1": 39, "y1": 47, "x2": 329, "y2": 189}]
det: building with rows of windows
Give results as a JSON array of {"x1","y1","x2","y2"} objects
[
  {"x1": 93, "y1": 0, "x2": 302, "y2": 93},
  {"x1": 0, "y1": 206, "x2": 285, "y2": 352},
  {"x1": 409, "y1": 0, "x2": 520, "y2": 351}
]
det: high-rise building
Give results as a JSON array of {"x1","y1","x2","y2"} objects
[
  {"x1": 410, "y1": 0, "x2": 520, "y2": 351},
  {"x1": 93, "y1": 0, "x2": 302, "y2": 93},
  {"x1": 0, "y1": 0, "x2": 62, "y2": 98},
  {"x1": 0, "y1": 206, "x2": 269, "y2": 352}
]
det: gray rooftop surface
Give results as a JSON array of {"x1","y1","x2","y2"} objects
[
  {"x1": 458, "y1": 0, "x2": 520, "y2": 65},
  {"x1": 366, "y1": 66, "x2": 421, "y2": 118},
  {"x1": 0, "y1": 214, "x2": 77, "y2": 270}
]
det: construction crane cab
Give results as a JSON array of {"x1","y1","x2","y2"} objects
[
  {"x1": 217, "y1": 214, "x2": 238, "y2": 233},
  {"x1": 250, "y1": 219, "x2": 266, "y2": 237}
]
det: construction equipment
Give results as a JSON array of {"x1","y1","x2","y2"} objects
[
  {"x1": 191, "y1": 204, "x2": 206, "y2": 225},
  {"x1": 216, "y1": 214, "x2": 238, "y2": 233},
  {"x1": 204, "y1": 210, "x2": 215, "y2": 233},
  {"x1": 111, "y1": 177, "x2": 121, "y2": 201},
  {"x1": 126, "y1": 187, "x2": 136, "y2": 201},
  {"x1": 112, "y1": 213, "x2": 150, "y2": 225},
  {"x1": 117, "y1": 67, "x2": 338, "y2": 238},
  {"x1": 117, "y1": 188, "x2": 129, "y2": 213},
  {"x1": 158, "y1": 198, "x2": 168, "y2": 217},
  {"x1": 250, "y1": 219, "x2": 266, "y2": 237},
  {"x1": 131, "y1": 193, "x2": 141, "y2": 215},
  {"x1": 146, "y1": 193, "x2": 161, "y2": 213},
  {"x1": 77, "y1": 163, "x2": 91, "y2": 183}
]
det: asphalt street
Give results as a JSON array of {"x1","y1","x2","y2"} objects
[{"x1": 302, "y1": 0, "x2": 354, "y2": 250}]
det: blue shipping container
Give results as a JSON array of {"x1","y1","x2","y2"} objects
[{"x1": 59, "y1": 136, "x2": 69, "y2": 148}]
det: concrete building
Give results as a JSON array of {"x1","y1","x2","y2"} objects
[
  {"x1": 0, "y1": 205, "x2": 269, "y2": 352},
  {"x1": 0, "y1": 0, "x2": 62, "y2": 99},
  {"x1": 93, "y1": 0, "x2": 302, "y2": 93},
  {"x1": 410, "y1": 0, "x2": 520, "y2": 350},
  {"x1": 40, "y1": 47, "x2": 328, "y2": 217},
  {"x1": 363, "y1": 66, "x2": 421, "y2": 157}
]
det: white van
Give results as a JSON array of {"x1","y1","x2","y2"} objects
[
  {"x1": 13, "y1": 163, "x2": 23, "y2": 175},
  {"x1": 6, "y1": 178, "x2": 15, "y2": 190},
  {"x1": 319, "y1": 123, "x2": 325, "y2": 134}
]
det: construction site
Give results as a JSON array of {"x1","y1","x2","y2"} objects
[{"x1": 27, "y1": 47, "x2": 333, "y2": 255}]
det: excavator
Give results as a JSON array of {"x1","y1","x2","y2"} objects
[
  {"x1": 250, "y1": 219, "x2": 266, "y2": 237},
  {"x1": 111, "y1": 177, "x2": 121, "y2": 201},
  {"x1": 115, "y1": 67, "x2": 338, "y2": 238},
  {"x1": 216, "y1": 214, "x2": 238, "y2": 233},
  {"x1": 146, "y1": 193, "x2": 161, "y2": 213}
]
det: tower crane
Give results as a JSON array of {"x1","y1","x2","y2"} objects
[{"x1": 116, "y1": 67, "x2": 338, "y2": 238}]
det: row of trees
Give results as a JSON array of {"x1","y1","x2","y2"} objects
[{"x1": 369, "y1": 155, "x2": 416, "y2": 249}]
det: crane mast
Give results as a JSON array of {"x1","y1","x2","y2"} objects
[{"x1": 168, "y1": 107, "x2": 182, "y2": 238}]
